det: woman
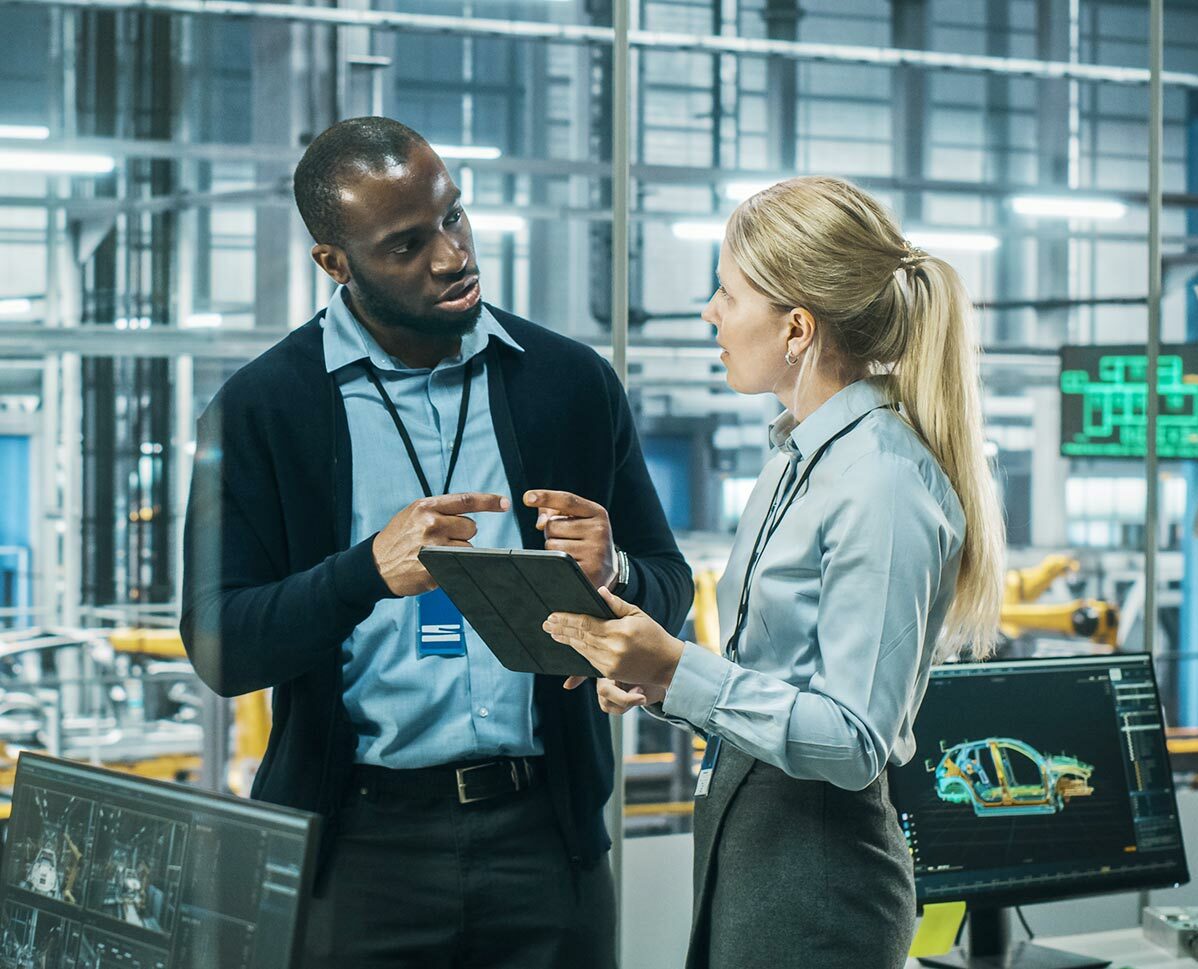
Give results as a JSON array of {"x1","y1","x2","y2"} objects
[{"x1": 544, "y1": 176, "x2": 1005, "y2": 969}]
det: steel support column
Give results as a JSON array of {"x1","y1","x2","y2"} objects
[
  {"x1": 1031, "y1": 0, "x2": 1072, "y2": 349},
  {"x1": 608, "y1": 0, "x2": 630, "y2": 945},
  {"x1": 1145, "y1": 0, "x2": 1163, "y2": 660},
  {"x1": 763, "y1": 0, "x2": 798, "y2": 173},
  {"x1": 252, "y1": 3, "x2": 307, "y2": 329},
  {"x1": 1178, "y1": 87, "x2": 1198, "y2": 725},
  {"x1": 891, "y1": 0, "x2": 927, "y2": 224}
]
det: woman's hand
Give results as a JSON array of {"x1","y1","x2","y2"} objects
[
  {"x1": 563, "y1": 677, "x2": 667, "y2": 715},
  {"x1": 544, "y1": 587, "x2": 685, "y2": 687}
]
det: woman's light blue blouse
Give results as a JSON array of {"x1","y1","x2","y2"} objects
[{"x1": 660, "y1": 377, "x2": 966, "y2": 791}]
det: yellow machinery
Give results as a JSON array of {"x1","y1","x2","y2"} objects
[
  {"x1": 629, "y1": 558, "x2": 1122, "y2": 825},
  {"x1": 0, "y1": 750, "x2": 213, "y2": 822},
  {"x1": 698, "y1": 557, "x2": 1120, "y2": 649},
  {"x1": 228, "y1": 685, "x2": 272, "y2": 796},
  {"x1": 1000, "y1": 555, "x2": 1119, "y2": 647},
  {"x1": 692, "y1": 570, "x2": 721, "y2": 654},
  {"x1": 0, "y1": 630, "x2": 273, "y2": 820},
  {"x1": 110, "y1": 629, "x2": 272, "y2": 796}
]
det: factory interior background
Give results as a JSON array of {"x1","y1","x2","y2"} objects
[{"x1": 1, "y1": 0, "x2": 1198, "y2": 965}]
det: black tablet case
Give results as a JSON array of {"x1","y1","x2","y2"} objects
[{"x1": 417, "y1": 547, "x2": 614, "y2": 677}]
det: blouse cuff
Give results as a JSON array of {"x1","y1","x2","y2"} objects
[{"x1": 661, "y1": 641, "x2": 733, "y2": 731}]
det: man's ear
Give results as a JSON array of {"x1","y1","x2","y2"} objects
[
  {"x1": 785, "y1": 306, "x2": 818, "y2": 360},
  {"x1": 311, "y1": 244, "x2": 351, "y2": 285}
]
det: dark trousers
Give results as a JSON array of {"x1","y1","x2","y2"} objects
[{"x1": 301, "y1": 777, "x2": 616, "y2": 969}]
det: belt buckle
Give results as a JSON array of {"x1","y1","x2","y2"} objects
[
  {"x1": 456, "y1": 760, "x2": 530, "y2": 804},
  {"x1": 456, "y1": 763, "x2": 492, "y2": 804}
]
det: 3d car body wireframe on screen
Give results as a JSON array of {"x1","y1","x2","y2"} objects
[{"x1": 930, "y1": 737, "x2": 1095, "y2": 817}]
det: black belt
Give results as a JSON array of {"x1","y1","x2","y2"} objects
[{"x1": 350, "y1": 756, "x2": 544, "y2": 805}]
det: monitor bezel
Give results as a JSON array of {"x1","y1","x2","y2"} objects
[
  {"x1": 891, "y1": 652, "x2": 1190, "y2": 912},
  {"x1": 3, "y1": 750, "x2": 321, "y2": 969}
]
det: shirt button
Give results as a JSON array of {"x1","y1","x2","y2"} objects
[{"x1": 478, "y1": 707, "x2": 490, "y2": 718}]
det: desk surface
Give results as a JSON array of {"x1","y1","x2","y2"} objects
[
  {"x1": 1047, "y1": 929, "x2": 1193, "y2": 968},
  {"x1": 902, "y1": 929, "x2": 1193, "y2": 969}
]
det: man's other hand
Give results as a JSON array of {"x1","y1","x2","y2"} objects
[{"x1": 524, "y1": 490, "x2": 616, "y2": 589}]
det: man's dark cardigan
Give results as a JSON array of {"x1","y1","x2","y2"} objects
[{"x1": 180, "y1": 304, "x2": 693, "y2": 871}]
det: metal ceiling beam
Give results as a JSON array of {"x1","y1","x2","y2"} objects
[
  {"x1": 0, "y1": 326, "x2": 282, "y2": 358},
  {"x1": 5, "y1": 134, "x2": 1198, "y2": 208},
  {"x1": 0, "y1": 324, "x2": 1088, "y2": 369},
  {"x1": 6, "y1": 183, "x2": 1198, "y2": 248},
  {"x1": 9, "y1": 0, "x2": 1198, "y2": 89},
  {"x1": 0, "y1": 135, "x2": 617, "y2": 174}
]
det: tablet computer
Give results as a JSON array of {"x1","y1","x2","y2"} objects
[{"x1": 417, "y1": 547, "x2": 613, "y2": 678}]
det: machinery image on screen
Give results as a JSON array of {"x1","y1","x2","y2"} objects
[
  {"x1": 0, "y1": 753, "x2": 318, "y2": 969},
  {"x1": 889, "y1": 654, "x2": 1188, "y2": 969},
  {"x1": 1059, "y1": 343, "x2": 1198, "y2": 459}
]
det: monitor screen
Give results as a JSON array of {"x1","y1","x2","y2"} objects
[
  {"x1": 888, "y1": 654, "x2": 1188, "y2": 910},
  {"x1": 0, "y1": 753, "x2": 318, "y2": 969},
  {"x1": 1059, "y1": 343, "x2": 1198, "y2": 459}
]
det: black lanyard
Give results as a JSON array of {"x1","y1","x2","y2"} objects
[
  {"x1": 360, "y1": 357, "x2": 477, "y2": 498},
  {"x1": 724, "y1": 409, "x2": 881, "y2": 663}
]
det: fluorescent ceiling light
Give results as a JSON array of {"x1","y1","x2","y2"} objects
[
  {"x1": 0, "y1": 149, "x2": 114, "y2": 174},
  {"x1": 1010, "y1": 195, "x2": 1127, "y2": 220},
  {"x1": 723, "y1": 179, "x2": 776, "y2": 202},
  {"x1": 0, "y1": 125, "x2": 50, "y2": 140},
  {"x1": 672, "y1": 220, "x2": 726, "y2": 241},
  {"x1": 469, "y1": 213, "x2": 526, "y2": 233},
  {"x1": 0, "y1": 298, "x2": 33, "y2": 316},
  {"x1": 907, "y1": 230, "x2": 1001, "y2": 253},
  {"x1": 432, "y1": 144, "x2": 502, "y2": 161},
  {"x1": 185, "y1": 313, "x2": 223, "y2": 328}
]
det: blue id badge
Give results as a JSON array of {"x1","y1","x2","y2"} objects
[
  {"x1": 695, "y1": 735, "x2": 722, "y2": 798},
  {"x1": 417, "y1": 588, "x2": 467, "y2": 658}
]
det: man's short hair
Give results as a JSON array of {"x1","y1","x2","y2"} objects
[{"x1": 293, "y1": 117, "x2": 429, "y2": 247}]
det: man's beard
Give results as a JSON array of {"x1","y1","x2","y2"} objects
[{"x1": 348, "y1": 261, "x2": 481, "y2": 338}]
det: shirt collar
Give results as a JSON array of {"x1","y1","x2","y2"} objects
[
  {"x1": 769, "y1": 376, "x2": 894, "y2": 460},
  {"x1": 321, "y1": 285, "x2": 523, "y2": 375}
]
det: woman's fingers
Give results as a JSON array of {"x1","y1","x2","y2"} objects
[
  {"x1": 545, "y1": 612, "x2": 599, "y2": 637},
  {"x1": 546, "y1": 626, "x2": 590, "y2": 653},
  {"x1": 597, "y1": 585, "x2": 639, "y2": 618},
  {"x1": 544, "y1": 614, "x2": 605, "y2": 662}
]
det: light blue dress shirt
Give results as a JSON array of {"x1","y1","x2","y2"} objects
[
  {"x1": 661, "y1": 377, "x2": 966, "y2": 791},
  {"x1": 322, "y1": 286, "x2": 542, "y2": 768}
]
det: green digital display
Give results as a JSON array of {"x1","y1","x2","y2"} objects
[{"x1": 1060, "y1": 344, "x2": 1198, "y2": 459}]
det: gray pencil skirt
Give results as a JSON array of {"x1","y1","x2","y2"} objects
[{"x1": 687, "y1": 743, "x2": 916, "y2": 969}]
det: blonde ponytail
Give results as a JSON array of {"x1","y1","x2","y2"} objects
[
  {"x1": 898, "y1": 257, "x2": 1004, "y2": 659},
  {"x1": 726, "y1": 175, "x2": 1005, "y2": 659}
]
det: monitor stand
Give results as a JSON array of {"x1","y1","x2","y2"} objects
[{"x1": 917, "y1": 908, "x2": 1110, "y2": 969}]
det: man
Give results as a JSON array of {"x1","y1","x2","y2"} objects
[{"x1": 179, "y1": 116, "x2": 692, "y2": 968}]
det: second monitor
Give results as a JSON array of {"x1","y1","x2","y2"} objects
[{"x1": 888, "y1": 653, "x2": 1188, "y2": 969}]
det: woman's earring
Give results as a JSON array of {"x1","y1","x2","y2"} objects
[{"x1": 784, "y1": 349, "x2": 800, "y2": 367}]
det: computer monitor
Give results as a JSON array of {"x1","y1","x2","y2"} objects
[
  {"x1": 1059, "y1": 343, "x2": 1198, "y2": 460},
  {"x1": 888, "y1": 653, "x2": 1189, "y2": 969},
  {"x1": 0, "y1": 752, "x2": 319, "y2": 969}
]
